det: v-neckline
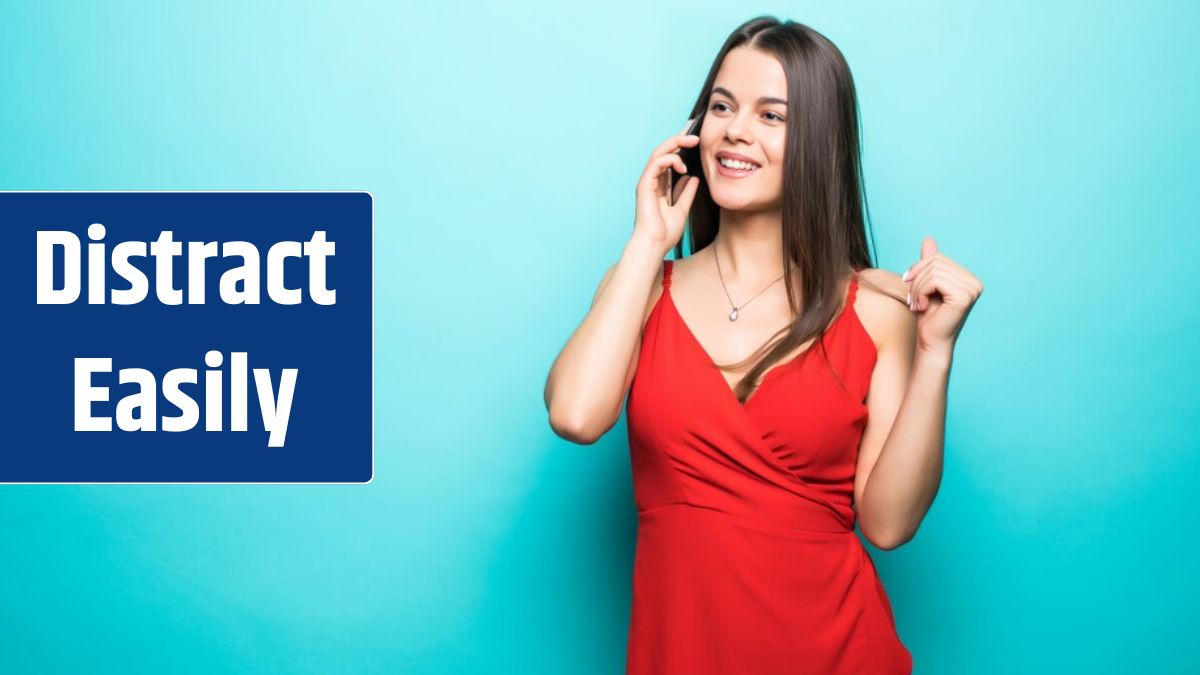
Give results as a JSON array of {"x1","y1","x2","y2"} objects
[{"x1": 661, "y1": 264, "x2": 857, "y2": 411}]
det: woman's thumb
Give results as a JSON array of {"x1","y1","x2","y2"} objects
[{"x1": 676, "y1": 176, "x2": 700, "y2": 210}]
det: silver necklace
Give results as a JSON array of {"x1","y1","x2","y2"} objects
[{"x1": 713, "y1": 246, "x2": 786, "y2": 321}]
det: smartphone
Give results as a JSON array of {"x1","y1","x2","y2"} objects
[{"x1": 667, "y1": 114, "x2": 704, "y2": 206}]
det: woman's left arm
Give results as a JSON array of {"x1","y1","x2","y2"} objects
[{"x1": 855, "y1": 236, "x2": 984, "y2": 549}]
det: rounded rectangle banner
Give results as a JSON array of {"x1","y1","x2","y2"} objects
[{"x1": 0, "y1": 191, "x2": 373, "y2": 483}]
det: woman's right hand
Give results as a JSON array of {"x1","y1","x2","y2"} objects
[{"x1": 632, "y1": 119, "x2": 702, "y2": 255}]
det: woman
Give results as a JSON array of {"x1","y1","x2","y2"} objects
[{"x1": 545, "y1": 15, "x2": 983, "y2": 674}]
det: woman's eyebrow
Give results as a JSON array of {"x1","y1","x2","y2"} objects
[{"x1": 710, "y1": 86, "x2": 787, "y2": 106}]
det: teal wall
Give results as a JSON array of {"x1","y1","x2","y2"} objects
[{"x1": 1, "y1": 1, "x2": 1196, "y2": 673}]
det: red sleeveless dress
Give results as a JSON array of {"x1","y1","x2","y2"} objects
[{"x1": 624, "y1": 258, "x2": 913, "y2": 675}]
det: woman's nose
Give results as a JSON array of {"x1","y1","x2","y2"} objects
[{"x1": 725, "y1": 115, "x2": 753, "y2": 144}]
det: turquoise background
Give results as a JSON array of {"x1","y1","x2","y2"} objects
[{"x1": 1, "y1": 1, "x2": 1197, "y2": 673}]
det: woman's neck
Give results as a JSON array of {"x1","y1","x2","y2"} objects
[{"x1": 711, "y1": 208, "x2": 785, "y2": 285}]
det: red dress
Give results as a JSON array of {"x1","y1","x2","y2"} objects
[{"x1": 624, "y1": 258, "x2": 913, "y2": 675}]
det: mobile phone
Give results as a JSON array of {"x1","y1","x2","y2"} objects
[{"x1": 667, "y1": 114, "x2": 704, "y2": 206}]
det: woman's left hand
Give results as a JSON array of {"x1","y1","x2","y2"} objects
[{"x1": 902, "y1": 236, "x2": 984, "y2": 357}]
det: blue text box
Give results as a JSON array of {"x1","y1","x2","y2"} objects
[{"x1": 0, "y1": 191, "x2": 373, "y2": 483}]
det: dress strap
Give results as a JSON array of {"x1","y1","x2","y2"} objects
[
  {"x1": 846, "y1": 270, "x2": 859, "y2": 306},
  {"x1": 663, "y1": 259, "x2": 674, "y2": 289}
]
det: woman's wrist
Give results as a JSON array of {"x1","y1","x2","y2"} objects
[{"x1": 625, "y1": 232, "x2": 671, "y2": 261}]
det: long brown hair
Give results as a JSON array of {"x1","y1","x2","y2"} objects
[{"x1": 674, "y1": 16, "x2": 888, "y2": 404}]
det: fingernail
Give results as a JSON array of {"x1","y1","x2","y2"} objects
[
  {"x1": 902, "y1": 267, "x2": 910, "y2": 282},
  {"x1": 906, "y1": 291, "x2": 912, "y2": 309}
]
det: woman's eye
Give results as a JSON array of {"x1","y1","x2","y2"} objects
[{"x1": 709, "y1": 102, "x2": 783, "y2": 122}]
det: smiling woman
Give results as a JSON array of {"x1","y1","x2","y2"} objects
[
  {"x1": 543, "y1": 13, "x2": 979, "y2": 675},
  {"x1": 612, "y1": 21, "x2": 918, "y2": 673}
]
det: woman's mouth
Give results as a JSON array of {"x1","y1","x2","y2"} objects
[{"x1": 715, "y1": 156, "x2": 760, "y2": 179}]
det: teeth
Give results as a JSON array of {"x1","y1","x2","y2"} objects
[{"x1": 719, "y1": 157, "x2": 758, "y2": 171}]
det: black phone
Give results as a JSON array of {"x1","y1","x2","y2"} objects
[{"x1": 667, "y1": 114, "x2": 704, "y2": 206}]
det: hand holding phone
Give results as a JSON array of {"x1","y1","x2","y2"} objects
[
  {"x1": 632, "y1": 118, "x2": 703, "y2": 255},
  {"x1": 667, "y1": 115, "x2": 704, "y2": 207}
]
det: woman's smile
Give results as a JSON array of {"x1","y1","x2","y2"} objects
[
  {"x1": 713, "y1": 151, "x2": 762, "y2": 179},
  {"x1": 714, "y1": 158, "x2": 760, "y2": 179}
]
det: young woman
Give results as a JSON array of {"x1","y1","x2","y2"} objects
[{"x1": 545, "y1": 15, "x2": 982, "y2": 674}]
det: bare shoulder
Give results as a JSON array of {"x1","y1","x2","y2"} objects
[{"x1": 853, "y1": 267, "x2": 916, "y2": 353}]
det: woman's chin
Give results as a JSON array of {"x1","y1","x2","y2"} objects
[{"x1": 710, "y1": 191, "x2": 778, "y2": 212}]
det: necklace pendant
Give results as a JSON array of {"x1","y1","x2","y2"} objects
[{"x1": 729, "y1": 308, "x2": 739, "y2": 321}]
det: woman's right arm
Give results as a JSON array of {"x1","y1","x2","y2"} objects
[
  {"x1": 544, "y1": 236, "x2": 665, "y2": 444},
  {"x1": 544, "y1": 122, "x2": 702, "y2": 444}
]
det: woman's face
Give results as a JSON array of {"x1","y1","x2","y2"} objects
[{"x1": 700, "y1": 46, "x2": 789, "y2": 212}]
